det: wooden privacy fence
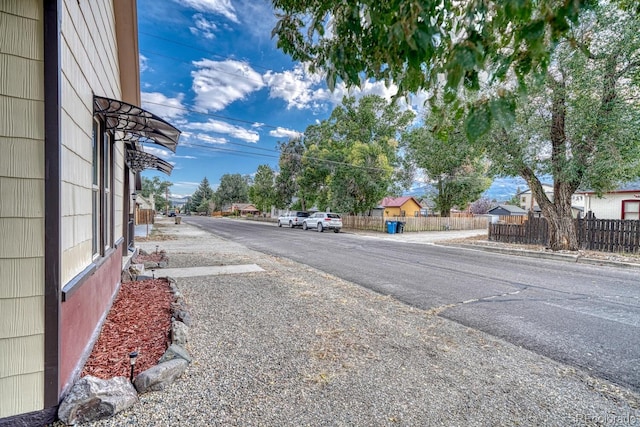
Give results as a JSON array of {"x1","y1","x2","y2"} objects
[
  {"x1": 135, "y1": 209, "x2": 155, "y2": 225},
  {"x1": 342, "y1": 215, "x2": 489, "y2": 232},
  {"x1": 578, "y1": 216, "x2": 640, "y2": 253},
  {"x1": 489, "y1": 212, "x2": 640, "y2": 253},
  {"x1": 488, "y1": 215, "x2": 549, "y2": 246}
]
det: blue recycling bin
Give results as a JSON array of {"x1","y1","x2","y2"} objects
[{"x1": 386, "y1": 220, "x2": 397, "y2": 234}]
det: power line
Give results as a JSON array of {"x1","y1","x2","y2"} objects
[
  {"x1": 182, "y1": 142, "x2": 391, "y2": 173},
  {"x1": 139, "y1": 31, "x2": 273, "y2": 72},
  {"x1": 141, "y1": 100, "x2": 284, "y2": 131},
  {"x1": 142, "y1": 49, "x2": 268, "y2": 87}
]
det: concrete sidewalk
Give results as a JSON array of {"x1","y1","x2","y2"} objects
[{"x1": 101, "y1": 218, "x2": 640, "y2": 426}]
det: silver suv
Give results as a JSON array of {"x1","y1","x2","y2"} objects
[{"x1": 302, "y1": 212, "x2": 342, "y2": 233}]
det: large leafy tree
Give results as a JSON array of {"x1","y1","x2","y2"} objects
[
  {"x1": 404, "y1": 113, "x2": 492, "y2": 217},
  {"x1": 483, "y1": 3, "x2": 640, "y2": 250},
  {"x1": 271, "y1": 0, "x2": 605, "y2": 136},
  {"x1": 297, "y1": 95, "x2": 414, "y2": 213},
  {"x1": 216, "y1": 173, "x2": 250, "y2": 207},
  {"x1": 190, "y1": 177, "x2": 215, "y2": 214},
  {"x1": 249, "y1": 165, "x2": 276, "y2": 213},
  {"x1": 141, "y1": 176, "x2": 172, "y2": 212},
  {"x1": 274, "y1": 138, "x2": 305, "y2": 208}
]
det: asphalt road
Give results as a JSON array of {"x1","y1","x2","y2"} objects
[{"x1": 183, "y1": 216, "x2": 640, "y2": 392}]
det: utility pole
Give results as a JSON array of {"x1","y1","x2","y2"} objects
[{"x1": 165, "y1": 186, "x2": 169, "y2": 215}]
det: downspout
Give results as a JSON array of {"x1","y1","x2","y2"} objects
[{"x1": 43, "y1": 0, "x2": 61, "y2": 410}]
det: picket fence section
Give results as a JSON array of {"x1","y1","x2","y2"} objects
[
  {"x1": 342, "y1": 215, "x2": 490, "y2": 232},
  {"x1": 489, "y1": 212, "x2": 640, "y2": 253}
]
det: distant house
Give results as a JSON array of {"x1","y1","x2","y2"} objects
[
  {"x1": 487, "y1": 205, "x2": 528, "y2": 216},
  {"x1": 518, "y1": 184, "x2": 584, "y2": 217},
  {"x1": 136, "y1": 194, "x2": 155, "y2": 210},
  {"x1": 223, "y1": 203, "x2": 260, "y2": 216},
  {"x1": 518, "y1": 184, "x2": 554, "y2": 211},
  {"x1": 374, "y1": 196, "x2": 424, "y2": 218},
  {"x1": 233, "y1": 203, "x2": 260, "y2": 216},
  {"x1": 576, "y1": 182, "x2": 640, "y2": 219}
]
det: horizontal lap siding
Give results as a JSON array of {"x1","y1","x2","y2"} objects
[
  {"x1": 60, "y1": 0, "x2": 122, "y2": 284},
  {"x1": 0, "y1": 0, "x2": 45, "y2": 418}
]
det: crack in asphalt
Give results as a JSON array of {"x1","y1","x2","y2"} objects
[{"x1": 428, "y1": 287, "x2": 529, "y2": 316}]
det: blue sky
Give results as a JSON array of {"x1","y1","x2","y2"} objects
[{"x1": 137, "y1": 0, "x2": 520, "y2": 200}]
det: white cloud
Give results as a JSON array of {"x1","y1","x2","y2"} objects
[
  {"x1": 189, "y1": 13, "x2": 218, "y2": 39},
  {"x1": 143, "y1": 145, "x2": 173, "y2": 159},
  {"x1": 331, "y1": 80, "x2": 399, "y2": 103},
  {"x1": 141, "y1": 92, "x2": 186, "y2": 121},
  {"x1": 263, "y1": 64, "x2": 327, "y2": 110},
  {"x1": 262, "y1": 64, "x2": 422, "y2": 115},
  {"x1": 234, "y1": 1, "x2": 277, "y2": 39},
  {"x1": 175, "y1": 0, "x2": 238, "y2": 23},
  {"x1": 140, "y1": 54, "x2": 149, "y2": 73},
  {"x1": 269, "y1": 127, "x2": 303, "y2": 139},
  {"x1": 186, "y1": 119, "x2": 259, "y2": 143},
  {"x1": 192, "y1": 59, "x2": 265, "y2": 112},
  {"x1": 194, "y1": 133, "x2": 228, "y2": 145}
]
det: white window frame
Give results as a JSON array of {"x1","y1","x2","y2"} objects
[{"x1": 92, "y1": 117, "x2": 115, "y2": 257}]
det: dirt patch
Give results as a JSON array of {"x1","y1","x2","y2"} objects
[{"x1": 81, "y1": 278, "x2": 173, "y2": 380}]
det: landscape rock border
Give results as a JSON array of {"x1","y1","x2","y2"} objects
[{"x1": 58, "y1": 263, "x2": 192, "y2": 425}]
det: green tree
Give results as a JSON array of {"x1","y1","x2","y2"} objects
[
  {"x1": 141, "y1": 176, "x2": 173, "y2": 212},
  {"x1": 249, "y1": 165, "x2": 276, "y2": 213},
  {"x1": 404, "y1": 115, "x2": 492, "y2": 217},
  {"x1": 216, "y1": 174, "x2": 250, "y2": 207},
  {"x1": 271, "y1": 0, "x2": 608, "y2": 137},
  {"x1": 274, "y1": 138, "x2": 305, "y2": 208},
  {"x1": 190, "y1": 177, "x2": 215, "y2": 214},
  {"x1": 483, "y1": 3, "x2": 640, "y2": 250},
  {"x1": 298, "y1": 95, "x2": 415, "y2": 214},
  {"x1": 508, "y1": 187, "x2": 523, "y2": 206}
]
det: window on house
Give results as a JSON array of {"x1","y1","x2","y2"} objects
[
  {"x1": 103, "y1": 129, "x2": 113, "y2": 250},
  {"x1": 622, "y1": 200, "x2": 640, "y2": 220},
  {"x1": 92, "y1": 117, "x2": 114, "y2": 257},
  {"x1": 400, "y1": 210, "x2": 406, "y2": 217},
  {"x1": 92, "y1": 119, "x2": 101, "y2": 257}
]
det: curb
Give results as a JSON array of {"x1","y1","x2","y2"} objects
[{"x1": 440, "y1": 243, "x2": 640, "y2": 270}]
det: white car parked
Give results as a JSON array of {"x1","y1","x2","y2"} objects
[{"x1": 302, "y1": 212, "x2": 342, "y2": 233}]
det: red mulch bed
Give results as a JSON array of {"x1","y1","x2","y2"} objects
[
  {"x1": 133, "y1": 251, "x2": 166, "y2": 264},
  {"x1": 81, "y1": 278, "x2": 173, "y2": 380}
]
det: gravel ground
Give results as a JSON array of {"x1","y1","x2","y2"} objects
[{"x1": 83, "y1": 221, "x2": 640, "y2": 426}]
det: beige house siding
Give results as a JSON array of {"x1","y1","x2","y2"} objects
[
  {"x1": 60, "y1": 0, "x2": 125, "y2": 285},
  {"x1": 584, "y1": 193, "x2": 640, "y2": 219},
  {"x1": 519, "y1": 185, "x2": 554, "y2": 211},
  {"x1": 0, "y1": 0, "x2": 45, "y2": 418}
]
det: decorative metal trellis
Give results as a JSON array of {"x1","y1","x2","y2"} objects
[
  {"x1": 126, "y1": 149, "x2": 173, "y2": 175},
  {"x1": 94, "y1": 95, "x2": 181, "y2": 175}
]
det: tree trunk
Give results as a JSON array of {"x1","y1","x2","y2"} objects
[
  {"x1": 545, "y1": 208, "x2": 579, "y2": 251},
  {"x1": 537, "y1": 180, "x2": 579, "y2": 250},
  {"x1": 521, "y1": 169, "x2": 579, "y2": 251}
]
